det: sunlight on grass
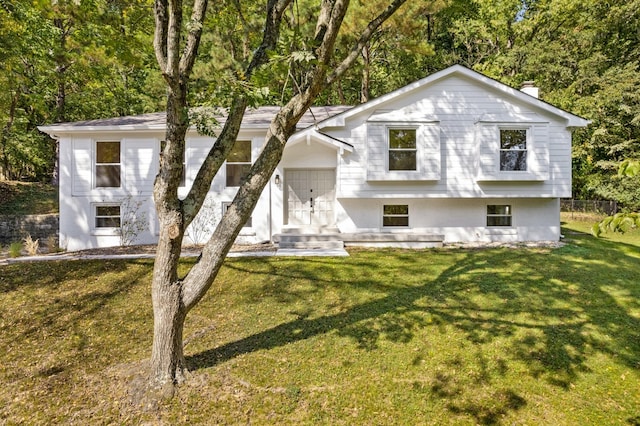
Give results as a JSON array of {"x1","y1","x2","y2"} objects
[{"x1": 1, "y1": 219, "x2": 639, "y2": 424}]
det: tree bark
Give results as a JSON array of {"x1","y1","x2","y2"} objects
[
  {"x1": 361, "y1": 43, "x2": 371, "y2": 103},
  {"x1": 149, "y1": 0, "x2": 408, "y2": 388}
]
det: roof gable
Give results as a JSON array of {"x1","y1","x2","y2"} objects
[{"x1": 316, "y1": 65, "x2": 590, "y2": 129}]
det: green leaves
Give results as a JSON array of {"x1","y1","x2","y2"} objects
[
  {"x1": 619, "y1": 160, "x2": 640, "y2": 178},
  {"x1": 593, "y1": 212, "x2": 640, "y2": 237}
]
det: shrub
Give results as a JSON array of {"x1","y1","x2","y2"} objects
[
  {"x1": 46, "y1": 235, "x2": 62, "y2": 253},
  {"x1": 9, "y1": 242, "x2": 22, "y2": 258},
  {"x1": 23, "y1": 234, "x2": 39, "y2": 256}
]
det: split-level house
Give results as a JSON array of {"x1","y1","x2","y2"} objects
[{"x1": 39, "y1": 65, "x2": 590, "y2": 251}]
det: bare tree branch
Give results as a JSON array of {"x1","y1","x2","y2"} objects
[
  {"x1": 153, "y1": 0, "x2": 169, "y2": 73},
  {"x1": 165, "y1": 0, "x2": 182, "y2": 79},
  {"x1": 181, "y1": 0, "x2": 293, "y2": 226}
]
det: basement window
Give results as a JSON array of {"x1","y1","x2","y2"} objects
[
  {"x1": 383, "y1": 204, "x2": 409, "y2": 227},
  {"x1": 95, "y1": 205, "x2": 121, "y2": 228},
  {"x1": 487, "y1": 205, "x2": 512, "y2": 227}
]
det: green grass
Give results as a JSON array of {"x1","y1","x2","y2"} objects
[
  {"x1": 1, "y1": 217, "x2": 639, "y2": 424},
  {"x1": 0, "y1": 181, "x2": 58, "y2": 215}
]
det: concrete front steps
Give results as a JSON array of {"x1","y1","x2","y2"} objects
[
  {"x1": 274, "y1": 227, "x2": 445, "y2": 250},
  {"x1": 276, "y1": 228, "x2": 344, "y2": 250}
]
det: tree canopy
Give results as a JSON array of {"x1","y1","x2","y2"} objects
[{"x1": 2, "y1": 0, "x2": 639, "y2": 207}]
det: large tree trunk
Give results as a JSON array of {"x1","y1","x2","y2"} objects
[
  {"x1": 150, "y1": 77, "x2": 190, "y2": 385},
  {"x1": 151, "y1": 278, "x2": 187, "y2": 384},
  {"x1": 148, "y1": 0, "x2": 408, "y2": 389}
]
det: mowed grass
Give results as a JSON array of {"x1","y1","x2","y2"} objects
[{"x1": 1, "y1": 216, "x2": 639, "y2": 424}]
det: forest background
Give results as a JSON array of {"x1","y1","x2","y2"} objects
[{"x1": 1, "y1": 0, "x2": 639, "y2": 210}]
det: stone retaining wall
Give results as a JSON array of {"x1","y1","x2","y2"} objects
[{"x1": 0, "y1": 214, "x2": 59, "y2": 245}]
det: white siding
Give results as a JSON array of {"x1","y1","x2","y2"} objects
[
  {"x1": 336, "y1": 198, "x2": 561, "y2": 242},
  {"x1": 124, "y1": 138, "x2": 157, "y2": 194},
  {"x1": 331, "y1": 74, "x2": 572, "y2": 199},
  {"x1": 72, "y1": 138, "x2": 92, "y2": 195}
]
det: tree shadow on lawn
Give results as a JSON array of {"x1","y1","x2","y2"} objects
[
  {"x1": 0, "y1": 259, "x2": 153, "y2": 377},
  {"x1": 186, "y1": 239, "x2": 640, "y2": 423}
]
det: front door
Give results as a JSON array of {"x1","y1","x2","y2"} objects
[{"x1": 285, "y1": 169, "x2": 336, "y2": 226}]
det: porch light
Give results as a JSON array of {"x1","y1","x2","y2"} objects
[{"x1": 274, "y1": 174, "x2": 281, "y2": 185}]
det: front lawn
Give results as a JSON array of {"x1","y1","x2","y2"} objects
[{"x1": 1, "y1": 218, "x2": 639, "y2": 425}]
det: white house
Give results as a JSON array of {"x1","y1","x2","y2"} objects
[{"x1": 39, "y1": 65, "x2": 590, "y2": 251}]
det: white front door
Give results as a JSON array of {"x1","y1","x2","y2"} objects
[{"x1": 285, "y1": 169, "x2": 336, "y2": 226}]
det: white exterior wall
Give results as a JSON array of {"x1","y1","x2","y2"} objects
[
  {"x1": 59, "y1": 131, "x2": 273, "y2": 250},
  {"x1": 271, "y1": 140, "x2": 339, "y2": 234},
  {"x1": 336, "y1": 198, "x2": 561, "y2": 242},
  {"x1": 51, "y1": 69, "x2": 584, "y2": 250},
  {"x1": 329, "y1": 75, "x2": 573, "y2": 199}
]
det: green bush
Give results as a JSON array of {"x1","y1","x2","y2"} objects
[{"x1": 9, "y1": 242, "x2": 22, "y2": 258}]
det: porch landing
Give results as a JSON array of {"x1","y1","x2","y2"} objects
[{"x1": 273, "y1": 228, "x2": 445, "y2": 250}]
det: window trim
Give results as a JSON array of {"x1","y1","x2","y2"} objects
[
  {"x1": 486, "y1": 205, "x2": 513, "y2": 227},
  {"x1": 226, "y1": 140, "x2": 252, "y2": 187},
  {"x1": 499, "y1": 128, "x2": 528, "y2": 172},
  {"x1": 382, "y1": 204, "x2": 409, "y2": 227},
  {"x1": 387, "y1": 127, "x2": 418, "y2": 172},
  {"x1": 95, "y1": 141, "x2": 121, "y2": 188},
  {"x1": 92, "y1": 203, "x2": 121, "y2": 236}
]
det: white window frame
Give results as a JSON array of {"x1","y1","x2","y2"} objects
[
  {"x1": 226, "y1": 140, "x2": 252, "y2": 187},
  {"x1": 382, "y1": 204, "x2": 409, "y2": 227},
  {"x1": 222, "y1": 202, "x2": 252, "y2": 228},
  {"x1": 387, "y1": 127, "x2": 418, "y2": 172},
  {"x1": 92, "y1": 203, "x2": 121, "y2": 236},
  {"x1": 486, "y1": 205, "x2": 513, "y2": 227},
  {"x1": 499, "y1": 128, "x2": 528, "y2": 172},
  {"x1": 95, "y1": 141, "x2": 121, "y2": 188}
]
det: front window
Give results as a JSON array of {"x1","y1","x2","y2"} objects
[
  {"x1": 96, "y1": 141, "x2": 121, "y2": 187},
  {"x1": 500, "y1": 129, "x2": 527, "y2": 171},
  {"x1": 226, "y1": 140, "x2": 252, "y2": 187},
  {"x1": 487, "y1": 205, "x2": 512, "y2": 227},
  {"x1": 388, "y1": 128, "x2": 417, "y2": 171},
  {"x1": 95, "y1": 205, "x2": 121, "y2": 228},
  {"x1": 383, "y1": 204, "x2": 409, "y2": 227}
]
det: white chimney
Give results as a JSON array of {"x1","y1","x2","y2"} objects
[{"x1": 521, "y1": 81, "x2": 539, "y2": 98}]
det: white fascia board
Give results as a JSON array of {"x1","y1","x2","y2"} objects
[{"x1": 288, "y1": 129, "x2": 354, "y2": 153}]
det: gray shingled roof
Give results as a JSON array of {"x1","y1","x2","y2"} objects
[{"x1": 39, "y1": 105, "x2": 353, "y2": 132}]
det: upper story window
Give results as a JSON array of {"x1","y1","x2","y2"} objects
[
  {"x1": 487, "y1": 205, "x2": 512, "y2": 227},
  {"x1": 383, "y1": 204, "x2": 409, "y2": 227},
  {"x1": 500, "y1": 129, "x2": 527, "y2": 171},
  {"x1": 96, "y1": 141, "x2": 121, "y2": 187},
  {"x1": 226, "y1": 140, "x2": 252, "y2": 187},
  {"x1": 388, "y1": 128, "x2": 417, "y2": 171},
  {"x1": 160, "y1": 140, "x2": 185, "y2": 187}
]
